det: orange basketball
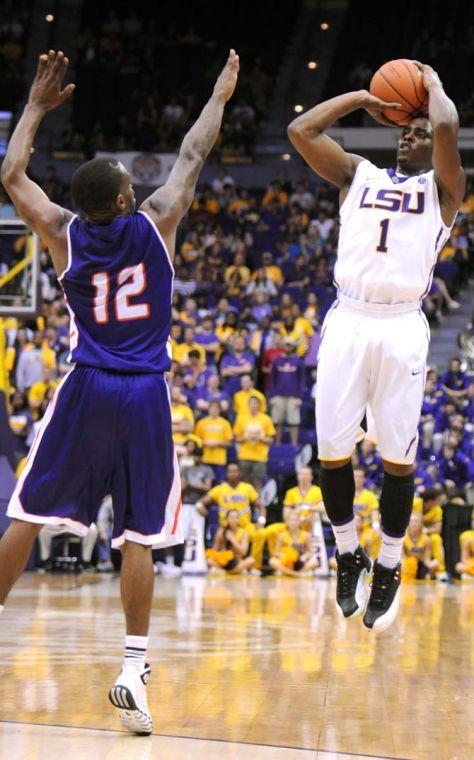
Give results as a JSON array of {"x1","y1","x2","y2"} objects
[{"x1": 370, "y1": 59, "x2": 428, "y2": 126}]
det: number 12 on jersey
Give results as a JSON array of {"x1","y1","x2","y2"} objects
[
  {"x1": 92, "y1": 263, "x2": 150, "y2": 323},
  {"x1": 376, "y1": 218, "x2": 390, "y2": 254}
]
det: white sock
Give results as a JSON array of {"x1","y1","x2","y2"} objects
[
  {"x1": 124, "y1": 635, "x2": 148, "y2": 672},
  {"x1": 378, "y1": 533, "x2": 404, "y2": 569},
  {"x1": 332, "y1": 517, "x2": 359, "y2": 555}
]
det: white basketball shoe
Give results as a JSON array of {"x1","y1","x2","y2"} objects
[{"x1": 109, "y1": 664, "x2": 153, "y2": 735}]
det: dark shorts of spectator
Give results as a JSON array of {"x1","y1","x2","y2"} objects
[{"x1": 238, "y1": 460, "x2": 267, "y2": 482}]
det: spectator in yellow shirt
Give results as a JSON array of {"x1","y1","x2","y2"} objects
[
  {"x1": 269, "y1": 511, "x2": 317, "y2": 577},
  {"x1": 174, "y1": 326, "x2": 207, "y2": 366},
  {"x1": 265, "y1": 466, "x2": 324, "y2": 555},
  {"x1": 262, "y1": 181, "x2": 288, "y2": 207},
  {"x1": 233, "y1": 374, "x2": 267, "y2": 417},
  {"x1": 353, "y1": 467, "x2": 381, "y2": 556},
  {"x1": 233, "y1": 396, "x2": 276, "y2": 488},
  {"x1": 28, "y1": 367, "x2": 58, "y2": 420},
  {"x1": 224, "y1": 251, "x2": 251, "y2": 296},
  {"x1": 194, "y1": 400, "x2": 233, "y2": 482},
  {"x1": 196, "y1": 462, "x2": 266, "y2": 569},
  {"x1": 413, "y1": 487, "x2": 446, "y2": 575},
  {"x1": 251, "y1": 252, "x2": 283, "y2": 288},
  {"x1": 170, "y1": 385, "x2": 195, "y2": 445}
]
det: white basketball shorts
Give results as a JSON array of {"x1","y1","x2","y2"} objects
[{"x1": 316, "y1": 294, "x2": 430, "y2": 465}]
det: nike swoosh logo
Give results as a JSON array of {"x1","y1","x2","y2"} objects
[{"x1": 411, "y1": 370, "x2": 423, "y2": 376}]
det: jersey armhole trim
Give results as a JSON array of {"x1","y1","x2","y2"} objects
[
  {"x1": 57, "y1": 214, "x2": 78, "y2": 282},
  {"x1": 432, "y1": 176, "x2": 456, "y2": 235},
  {"x1": 137, "y1": 210, "x2": 175, "y2": 274},
  {"x1": 339, "y1": 159, "x2": 371, "y2": 214}
]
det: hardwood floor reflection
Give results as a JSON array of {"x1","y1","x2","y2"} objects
[{"x1": 0, "y1": 573, "x2": 473, "y2": 759}]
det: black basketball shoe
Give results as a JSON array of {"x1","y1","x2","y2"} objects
[
  {"x1": 334, "y1": 545, "x2": 372, "y2": 619},
  {"x1": 363, "y1": 560, "x2": 401, "y2": 632}
]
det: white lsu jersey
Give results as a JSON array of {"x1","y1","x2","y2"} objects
[{"x1": 335, "y1": 160, "x2": 454, "y2": 305}]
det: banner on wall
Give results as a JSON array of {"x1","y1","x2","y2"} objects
[{"x1": 95, "y1": 151, "x2": 178, "y2": 186}]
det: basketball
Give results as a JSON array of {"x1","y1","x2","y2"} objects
[{"x1": 370, "y1": 59, "x2": 429, "y2": 126}]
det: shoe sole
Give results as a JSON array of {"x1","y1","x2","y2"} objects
[
  {"x1": 363, "y1": 586, "x2": 401, "y2": 633},
  {"x1": 108, "y1": 685, "x2": 153, "y2": 735},
  {"x1": 336, "y1": 565, "x2": 371, "y2": 620}
]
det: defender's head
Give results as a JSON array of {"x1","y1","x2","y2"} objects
[
  {"x1": 396, "y1": 117, "x2": 433, "y2": 175},
  {"x1": 71, "y1": 158, "x2": 136, "y2": 222}
]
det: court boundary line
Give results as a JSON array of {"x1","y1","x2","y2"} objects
[{"x1": 0, "y1": 718, "x2": 409, "y2": 758}]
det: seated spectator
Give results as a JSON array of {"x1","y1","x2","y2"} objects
[
  {"x1": 224, "y1": 251, "x2": 251, "y2": 296},
  {"x1": 8, "y1": 390, "x2": 33, "y2": 460},
  {"x1": 195, "y1": 315, "x2": 220, "y2": 364},
  {"x1": 262, "y1": 181, "x2": 288, "y2": 207},
  {"x1": 269, "y1": 511, "x2": 317, "y2": 577},
  {"x1": 413, "y1": 487, "x2": 446, "y2": 578},
  {"x1": 28, "y1": 366, "x2": 58, "y2": 420},
  {"x1": 197, "y1": 463, "x2": 266, "y2": 570},
  {"x1": 436, "y1": 443, "x2": 472, "y2": 490},
  {"x1": 358, "y1": 440, "x2": 383, "y2": 488},
  {"x1": 250, "y1": 252, "x2": 283, "y2": 288},
  {"x1": 233, "y1": 374, "x2": 267, "y2": 417},
  {"x1": 265, "y1": 466, "x2": 324, "y2": 556},
  {"x1": 269, "y1": 340, "x2": 305, "y2": 444},
  {"x1": 178, "y1": 296, "x2": 199, "y2": 326},
  {"x1": 279, "y1": 316, "x2": 309, "y2": 358},
  {"x1": 170, "y1": 386, "x2": 195, "y2": 445},
  {"x1": 16, "y1": 330, "x2": 52, "y2": 392},
  {"x1": 194, "y1": 400, "x2": 233, "y2": 482},
  {"x1": 174, "y1": 327, "x2": 207, "y2": 366},
  {"x1": 439, "y1": 358, "x2": 469, "y2": 399},
  {"x1": 233, "y1": 395, "x2": 276, "y2": 489},
  {"x1": 402, "y1": 513, "x2": 439, "y2": 580},
  {"x1": 353, "y1": 467, "x2": 381, "y2": 554},
  {"x1": 206, "y1": 509, "x2": 256, "y2": 574},
  {"x1": 183, "y1": 350, "x2": 216, "y2": 406},
  {"x1": 310, "y1": 210, "x2": 334, "y2": 243},
  {"x1": 220, "y1": 334, "x2": 255, "y2": 396},
  {"x1": 455, "y1": 529, "x2": 474, "y2": 578},
  {"x1": 215, "y1": 312, "x2": 239, "y2": 358},
  {"x1": 195, "y1": 373, "x2": 230, "y2": 416}
]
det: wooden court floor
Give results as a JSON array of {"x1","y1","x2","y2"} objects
[{"x1": 0, "y1": 573, "x2": 473, "y2": 760}]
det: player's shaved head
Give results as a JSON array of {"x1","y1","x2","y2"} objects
[{"x1": 71, "y1": 157, "x2": 134, "y2": 220}]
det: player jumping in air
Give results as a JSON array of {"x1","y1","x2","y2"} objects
[
  {"x1": 0, "y1": 48, "x2": 239, "y2": 733},
  {"x1": 288, "y1": 63, "x2": 465, "y2": 631}
]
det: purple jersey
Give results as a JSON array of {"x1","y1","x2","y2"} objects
[{"x1": 60, "y1": 210, "x2": 173, "y2": 373}]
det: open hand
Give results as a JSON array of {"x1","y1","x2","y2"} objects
[
  {"x1": 28, "y1": 50, "x2": 75, "y2": 112},
  {"x1": 213, "y1": 49, "x2": 240, "y2": 103}
]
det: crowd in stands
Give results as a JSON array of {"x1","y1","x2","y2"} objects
[
  {"x1": 65, "y1": 2, "x2": 299, "y2": 157},
  {"x1": 0, "y1": 3, "x2": 32, "y2": 112},
  {"x1": 1, "y1": 167, "x2": 473, "y2": 577}
]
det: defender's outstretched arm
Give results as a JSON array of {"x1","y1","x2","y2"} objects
[{"x1": 140, "y1": 50, "x2": 239, "y2": 257}]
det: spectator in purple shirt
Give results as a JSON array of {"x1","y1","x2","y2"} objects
[
  {"x1": 269, "y1": 341, "x2": 305, "y2": 444},
  {"x1": 434, "y1": 400, "x2": 458, "y2": 434},
  {"x1": 439, "y1": 358, "x2": 469, "y2": 399},
  {"x1": 183, "y1": 350, "x2": 217, "y2": 407},
  {"x1": 195, "y1": 373, "x2": 230, "y2": 417},
  {"x1": 195, "y1": 315, "x2": 220, "y2": 364},
  {"x1": 220, "y1": 335, "x2": 255, "y2": 396},
  {"x1": 436, "y1": 443, "x2": 472, "y2": 489}
]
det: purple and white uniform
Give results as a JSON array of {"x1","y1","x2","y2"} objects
[{"x1": 8, "y1": 210, "x2": 183, "y2": 548}]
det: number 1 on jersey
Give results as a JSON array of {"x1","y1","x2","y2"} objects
[{"x1": 376, "y1": 218, "x2": 390, "y2": 254}]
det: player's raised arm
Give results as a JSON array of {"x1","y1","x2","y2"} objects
[
  {"x1": 140, "y1": 49, "x2": 239, "y2": 257},
  {"x1": 0, "y1": 51, "x2": 75, "y2": 259},
  {"x1": 414, "y1": 62, "x2": 465, "y2": 225},
  {"x1": 287, "y1": 91, "x2": 400, "y2": 189}
]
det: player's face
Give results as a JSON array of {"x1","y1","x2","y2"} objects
[{"x1": 396, "y1": 118, "x2": 433, "y2": 173}]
